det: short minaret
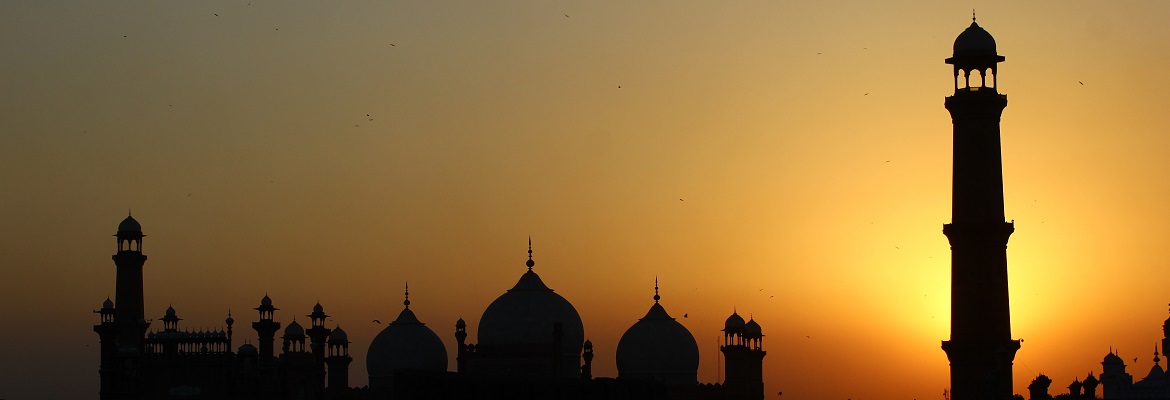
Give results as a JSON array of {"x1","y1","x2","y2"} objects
[
  {"x1": 721, "y1": 310, "x2": 766, "y2": 400},
  {"x1": 939, "y1": 16, "x2": 1021, "y2": 400},
  {"x1": 93, "y1": 298, "x2": 118, "y2": 399},
  {"x1": 581, "y1": 340, "x2": 594, "y2": 379},
  {"x1": 252, "y1": 294, "x2": 281, "y2": 364},
  {"x1": 160, "y1": 306, "x2": 182, "y2": 355},
  {"x1": 225, "y1": 310, "x2": 234, "y2": 347},
  {"x1": 455, "y1": 317, "x2": 468, "y2": 372},
  {"x1": 307, "y1": 302, "x2": 331, "y2": 361},
  {"x1": 325, "y1": 326, "x2": 352, "y2": 392},
  {"x1": 1027, "y1": 374, "x2": 1052, "y2": 400},
  {"x1": 113, "y1": 213, "x2": 149, "y2": 352}
]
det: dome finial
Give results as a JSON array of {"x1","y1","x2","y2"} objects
[
  {"x1": 653, "y1": 276, "x2": 660, "y2": 303},
  {"x1": 972, "y1": 9, "x2": 976, "y2": 22},
  {"x1": 1156, "y1": 343, "x2": 1161, "y2": 365},
  {"x1": 526, "y1": 236, "x2": 535, "y2": 271},
  {"x1": 404, "y1": 282, "x2": 411, "y2": 308}
]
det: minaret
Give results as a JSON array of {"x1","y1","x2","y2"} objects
[
  {"x1": 93, "y1": 298, "x2": 117, "y2": 399},
  {"x1": 307, "y1": 302, "x2": 331, "y2": 361},
  {"x1": 940, "y1": 16, "x2": 1021, "y2": 400},
  {"x1": 325, "y1": 326, "x2": 352, "y2": 392},
  {"x1": 112, "y1": 213, "x2": 149, "y2": 351},
  {"x1": 721, "y1": 309, "x2": 766, "y2": 400},
  {"x1": 455, "y1": 317, "x2": 468, "y2": 372},
  {"x1": 252, "y1": 294, "x2": 281, "y2": 364}
]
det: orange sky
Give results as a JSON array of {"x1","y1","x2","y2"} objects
[{"x1": 3, "y1": 1, "x2": 1170, "y2": 399}]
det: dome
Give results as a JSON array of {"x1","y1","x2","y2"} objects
[
  {"x1": 724, "y1": 311, "x2": 746, "y2": 333},
  {"x1": 329, "y1": 326, "x2": 349, "y2": 344},
  {"x1": 102, "y1": 298, "x2": 114, "y2": 309},
  {"x1": 745, "y1": 318, "x2": 762, "y2": 338},
  {"x1": 165, "y1": 306, "x2": 176, "y2": 317},
  {"x1": 477, "y1": 269, "x2": 585, "y2": 363},
  {"x1": 953, "y1": 21, "x2": 997, "y2": 57},
  {"x1": 1103, "y1": 351, "x2": 1124, "y2": 365},
  {"x1": 260, "y1": 295, "x2": 272, "y2": 307},
  {"x1": 367, "y1": 306, "x2": 448, "y2": 388},
  {"x1": 313, "y1": 303, "x2": 324, "y2": 313},
  {"x1": 117, "y1": 215, "x2": 142, "y2": 234},
  {"x1": 284, "y1": 320, "x2": 305, "y2": 339},
  {"x1": 616, "y1": 301, "x2": 699, "y2": 385},
  {"x1": 238, "y1": 343, "x2": 258, "y2": 356}
]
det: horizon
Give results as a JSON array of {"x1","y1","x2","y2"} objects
[{"x1": 4, "y1": 1, "x2": 1170, "y2": 399}]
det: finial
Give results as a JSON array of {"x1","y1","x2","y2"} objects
[
  {"x1": 653, "y1": 276, "x2": 660, "y2": 303},
  {"x1": 526, "y1": 236, "x2": 535, "y2": 271},
  {"x1": 128, "y1": 208, "x2": 132, "y2": 217},
  {"x1": 1156, "y1": 344, "x2": 1161, "y2": 365},
  {"x1": 404, "y1": 282, "x2": 410, "y2": 308},
  {"x1": 972, "y1": 9, "x2": 976, "y2": 22}
]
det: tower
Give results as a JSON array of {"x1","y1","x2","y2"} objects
[
  {"x1": 113, "y1": 213, "x2": 149, "y2": 352},
  {"x1": 252, "y1": 294, "x2": 281, "y2": 364},
  {"x1": 93, "y1": 298, "x2": 117, "y2": 399},
  {"x1": 325, "y1": 326, "x2": 352, "y2": 392},
  {"x1": 721, "y1": 310, "x2": 765, "y2": 400},
  {"x1": 939, "y1": 16, "x2": 1021, "y2": 400},
  {"x1": 306, "y1": 302, "x2": 331, "y2": 393}
]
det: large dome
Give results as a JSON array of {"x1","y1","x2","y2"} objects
[
  {"x1": 476, "y1": 255, "x2": 585, "y2": 379},
  {"x1": 367, "y1": 306, "x2": 448, "y2": 387},
  {"x1": 616, "y1": 298, "x2": 699, "y2": 385}
]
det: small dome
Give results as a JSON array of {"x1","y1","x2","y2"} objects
[
  {"x1": 118, "y1": 215, "x2": 142, "y2": 233},
  {"x1": 1103, "y1": 351, "x2": 1125, "y2": 365},
  {"x1": 284, "y1": 320, "x2": 305, "y2": 338},
  {"x1": 745, "y1": 318, "x2": 762, "y2": 337},
  {"x1": 313, "y1": 302, "x2": 324, "y2": 313},
  {"x1": 102, "y1": 298, "x2": 114, "y2": 309},
  {"x1": 616, "y1": 301, "x2": 699, "y2": 385},
  {"x1": 724, "y1": 311, "x2": 746, "y2": 333},
  {"x1": 165, "y1": 306, "x2": 176, "y2": 317},
  {"x1": 456, "y1": 317, "x2": 466, "y2": 328},
  {"x1": 953, "y1": 21, "x2": 997, "y2": 57},
  {"x1": 367, "y1": 306, "x2": 447, "y2": 388},
  {"x1": 238, "y1": 343, "x2": 258, "y2": 355},
  {"x1": 225, "y1": 313, "x2": 235, "y2": 326},
  {"x1": 261, "y1": 295, "x2": 273, "y2": 307},
  {"x1": 329, "y1": 326, "x2": 349, "y2": 344}
]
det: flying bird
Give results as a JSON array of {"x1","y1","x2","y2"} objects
[
  {"x1": 683, "y1": 313, "x2": 688, "y2": 318},
  {"x1": 1079, "y1": 81, "x2": 1084, "y2": 85},
  {"x1": 564, "y1": 14, "x2": 570, "y2": 18},
  {"x1": 214, "y1": 13, "x2": 219, "y2": 16},
  {"x1": 373, "y1": 319, "x2": 381, "y2": 324}
]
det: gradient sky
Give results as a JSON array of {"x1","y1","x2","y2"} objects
[{"x1": 3, "y1": 1, "x2": 1170, "y2": 399}]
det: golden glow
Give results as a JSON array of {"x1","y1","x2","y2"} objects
[{"x1": 3, "y1": 1, "x2": 1170, "y2": 399}]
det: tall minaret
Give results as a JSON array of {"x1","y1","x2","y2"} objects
[
  {"x1": 940, "y1": 16, "x2": 1021, "y2": 400},
  {"x1": 112, "y1": 213, "x2": 149, "y2": 352}
]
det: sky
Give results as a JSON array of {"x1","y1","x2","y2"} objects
[{"x1": 3, "y1": 1, "x2": 1170, "y2": 399}]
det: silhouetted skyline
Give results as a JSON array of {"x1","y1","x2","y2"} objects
[{"x1": 4, "y1": 2, "x2": 1170, "y2": 399}]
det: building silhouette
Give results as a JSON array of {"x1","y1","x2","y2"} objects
[
  {"x1": 94, "y1": 216, "x2": 771, "y2": 399},
  {"x1": 939, "y1": 16, "x2": 1022, "y2": 400},
  {"x1": 94, "y1": 214, "x2": 354, "y2": 400},
  {"x1": 1026, "y1": 307, "x2": 1170, "y2": 400}
]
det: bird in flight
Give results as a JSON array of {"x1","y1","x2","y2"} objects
[
  {"x1": 564, "y1": 14, "x2": 570, "y2": 18},
  {"x1": 1079, "y1": 81, "x2": 1084, "y2": 85},
  {"x1": 373, "y1": 319, "x2": 382, "y2": 324}
]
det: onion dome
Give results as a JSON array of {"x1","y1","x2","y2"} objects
[
  {"x1": 953, "y1": 19, "x2": 997, "y2": 57},
  {"x1": 724, "y1": 310, "x2": 746, "y2": 333},
  {"x1": 616, "y1": 283, "x2": 699, "y2": 385},
  {"x1": 284, "y1": 320, "x2": 305, "y2": 339},
  {"x1": 367, "y1": 288, "x2": 448, "y2": 389},
  {"x1": 744, "y1": 317, "x2": 762, "y2": 338},
  {"x1": 238, "y1": 343, "x2": 258, "y2": 356},
  {"x1": 1083, "y1": 373, "x2": 1099, "y2": 387},
  {"x1": 261, "y1": 294, "x2": 273, "y2": 307},
  {"x1": 225, "y1": 311, "x2": 234, "y2": 326},
  {"x1": 329, "y1": 326, "x2": 349, "y2": 344},
  {"x1": 456, "y1": 318, "x2": 466, "y2": 328},
  {"x1": 165, "y1": 306, "x2": 176, "y2": 317},
  {"x1": 476, "y1": 243, "x2": 584, "y2": 377},
  {"x1": 117, "y1": 214, "x2": 142, "y2": 234},
  {"x1": 1103, "y1": 350, "x2": 1125, "y2": 365},
  {"x1": 102, "y1": 298, "x2": 114, "y2": 310}
]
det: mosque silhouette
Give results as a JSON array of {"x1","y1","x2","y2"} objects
[
  {"x1": 93, "y1": 17, "x2": 1161, "y2": 400},
  {"x1": 94, "y1": 215, "x2": 766, "y2": 400}
]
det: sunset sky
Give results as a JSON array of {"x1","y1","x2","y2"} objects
[{"x1": 4, "y1": 1, "x2": 1170, "y2": 399}]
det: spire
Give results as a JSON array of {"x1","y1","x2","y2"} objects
[
  {"x1": 526, "y1": 236, "x2": 535, "y2": 271},
  {"x1": 1155, "y1": 344, "x2": 1161, "y2": 366},
  {"x1": 972, "y1": 9, "x2": 976, "y2": 22},
  {"x1": 653, "y1": 276, "x2": 660, "y2": 303},
  {"x1": 404, "y1": 282, "x2": 411, "y2": 308}
]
